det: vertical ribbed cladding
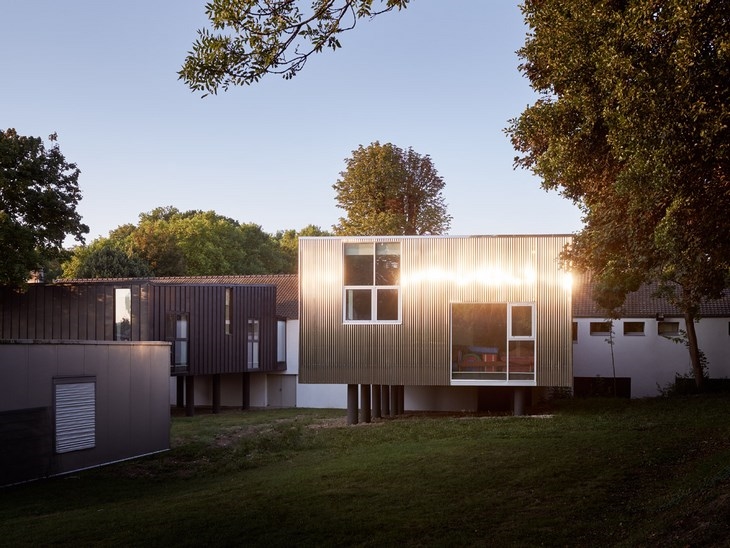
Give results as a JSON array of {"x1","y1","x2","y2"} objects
[
  {"x1": 299, "y1": 235, "x2": 573, "y2": 388},
  {"x1": 535, "y1": 235, "x2": 573, "y2": 387}
]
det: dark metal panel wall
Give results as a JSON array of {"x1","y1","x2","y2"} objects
[
  {"x1": 147, "y1": 283, "x2": 278, "y2": 376},
  {"x1": 299, "y1": 235, "x2": 573, "y2": 387}
]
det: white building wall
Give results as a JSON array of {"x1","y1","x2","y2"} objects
[{"x1": 573, "y1": 317, "x2": 730, "y2": 397}]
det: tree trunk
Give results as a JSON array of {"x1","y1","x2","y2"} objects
[{"x1": 684, "y1": 311, "x2": 705, "y2": 391}]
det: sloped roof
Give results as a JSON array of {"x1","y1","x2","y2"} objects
[
  {"x1": 572, "y1": 273, "x2": 730, "y2": 318},
  {"x1": 57, "y1": 274, "x2": 299, "y2": 319}
]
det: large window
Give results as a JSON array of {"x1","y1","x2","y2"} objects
[
  {"x1": 343, "y1": 242, "x2": 400, "y2": 323},
  {"x1": 248, "y1": 319, "x2": 260, "y2": 368},
  {"x1": 114, "y1": 288, "x2": 131, "y2": 341},
  {"x1": 451, "y1": 303, "x2": 536, "y2": 382}
]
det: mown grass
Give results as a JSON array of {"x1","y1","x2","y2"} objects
[{"x1": 1, "y1": 396, "x2": 729, "y2": 547}]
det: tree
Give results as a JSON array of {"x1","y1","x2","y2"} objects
[
  {"x1": 179, "y1": 0, "x2": 410, "y2": 95},
  {"x1": 0, "y1": 129, "x2": 88, "y2": 286},
  {"x1": 62, "y1": 241, "x2": 153, "y2": 279},
  {"x1": 333, "y1": 142, "x2": 451, "y2": 236},
  {"x1": 275, "y1": 224, "x2": 332, "y2": 272},
  {"x1": 506, "y1": 0, "x2": 730, "y2": 390},
  {"x1": 62, "y1": 207, "x2": 293, "y2": 277}
]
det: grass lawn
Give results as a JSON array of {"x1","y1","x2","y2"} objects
[{"x1": 1, "y1": 394, "x2": 729, "y2": 547}]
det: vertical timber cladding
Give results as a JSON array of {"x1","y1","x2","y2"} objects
[
  {"x1": 147, "y1": 282, "x2": 278, "y2": 376},
  {"x1": 299, "y1": 235, "x2": 573, "y2": 388}
]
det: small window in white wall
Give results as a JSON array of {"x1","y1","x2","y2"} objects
[
  {"x1": 658, "y1": 321, "x2": 680, "y2": 337},
  {"x1": 572, "y1": 322, "x2": 578, "y2": 342},
  {"x1": 589, "y1": 322, "x2": 612, "y2": 335},
  {"x1": 623, "y1": 321, "x2": 645, "y2": 336},
  {"x1": 54, "y1": 378, "x2": 96, "y2": 453}
]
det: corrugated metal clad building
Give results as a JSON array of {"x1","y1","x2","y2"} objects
[{"x1": 299, "y1": 235, "x2": 573, "y2": 419}]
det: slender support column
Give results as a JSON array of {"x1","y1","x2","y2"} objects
[
  {"x1": 212, "y1": 374, "x2": 221, "y2": 414},
  {"x1": 347, "y1": 384, "x2": 359, "y2": 425},
  {"x1": 513, "y1": 387, "x2": 527, "y2": 416},
  {"x1": 176, "y1": 376, "x2": 185, "y2": 408},
  {"x1": 397, "y1": 385, "x2": 405, "y2": 414},
  {"x1": 372, "y1": 384, "x2": 381, "y2": 419},
  {"x1": 185, "y1": 375, "x2": 195, "y2": 417},
  {"x1": 390, "y1": 385, "x2": 398, "y2": 417},
  {"x1": 241, "y1": 373, "x2": 250, "y2": 410},
  {"x1": 360, "y1": 384, "x2": 372, "y2": 423},
  {"x1": 381, "y1": 385, "x2": 390, "y2": 417}
]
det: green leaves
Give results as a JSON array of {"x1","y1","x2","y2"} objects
[
  {"x1": 508, "y1": 0, "x2": 730, "y2": 388},
  {"x1": 179, "y1": 0, "x2": 410, "y2": 94},
  {"x1": 62, "y1": 207, "x2": 304, "y2": 278},
  {"x1": 333, "y1": 141, "x2": 451, "y2": 236},
  {"x1": 0, "y1": 128, "x2": 88, "y2": 286}
]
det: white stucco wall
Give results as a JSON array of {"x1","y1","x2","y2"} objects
[{"x1": 573, "y1": 317, "x2": 730, "y2": 397}]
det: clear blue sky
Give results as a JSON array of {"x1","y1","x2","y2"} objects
[{"x1": 2, "y1": 0, "x2": 583, "y2": 244}]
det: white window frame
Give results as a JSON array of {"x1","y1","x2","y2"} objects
[{"x1": 342, "y1": 241, "x2": 401, "y2": 325}]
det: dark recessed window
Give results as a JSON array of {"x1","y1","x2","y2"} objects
[
  {"x1": 589, "y1": 321, "x2": 612, "y2": 336},
  {"x1": 658, "y1": 321, "x2": 680, "y2": 337},
  {"x1": 623, "y1": 321, "x2": 645, "y2": 336}
]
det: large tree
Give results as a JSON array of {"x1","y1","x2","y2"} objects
[
  {"x1": 0, "y1": 129, "x2": 88, "y2": 286},
  {"x1": 333, "y1": 142, "x2": 451, "y2": 236},
  {"x1": 507, "y1": 0, "x2": 730, "y2": 389},
  {"x1": 179, "y1": 0, "x2": 409, "y2": 94}
]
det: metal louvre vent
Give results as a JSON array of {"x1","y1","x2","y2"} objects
[{"x1": 55, "y1": 381, "x2": 96, "y2": 453}]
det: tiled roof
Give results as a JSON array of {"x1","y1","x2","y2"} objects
[
  {"x1": 572, "y1": 272, "x2": 730, "y2": 318},
  {"x1": 57, "y1": 274, "x2": 299, "y2": 319}
]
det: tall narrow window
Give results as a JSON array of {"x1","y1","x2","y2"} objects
[
  {"x1": 277, "y1": 319, "x2": 287, "y2": 363},
  {"x1": 343, "y1": 242, "x2": 400, "y2": 323},
  {"x1": 168, "y1": 313, "x2": 189, "y2": 370},
  {"x1": 114, "y1": 288, "x2": 131, "y2": 341},
  {"x1": 224, "y1": 288, "x2": 232, "y2": 335},
  {"x1": 248, "y1": 319, "x2": 260, "y2": 368}
]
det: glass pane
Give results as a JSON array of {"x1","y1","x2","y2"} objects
[
  {"x1": 344, "y1": 243, "x2": 374, "y2": 285},
  {"x1": 376, "y1": 288, "x2": 399, "y2": 321},
  {"x1": 175, "y1": 341, "x2": 188, "y2": 365},
  {"x1": 346, "y1": 289, "x2": 372, "y2": 321},
  {"x1": 114, "y1": 288, "x2": 132, "y2": 341},
  {"x1": 277, "y1": 320, "x2": 287, "y2": 362},
  {"x1": 248, "y1": 341, "x2": 259, "y2": 368},
  {"x1": 511, "y1": 305, "x2": 533, "y2": 337},
  {"x1": 176, "y1": 317, "x2": 188, "y2": 338},
  {"x1": 451, "y1": 303, "x2": 507, "y2": 377},
  {"x1": 508, "y1": 340, "x2": 534, "y2": 374},
  {"x1": 375, "y1": 242, "x2": 400, "y2": 285},
  {"x1": 248, "y1": 319, "x2": 259, "y2": 340}
]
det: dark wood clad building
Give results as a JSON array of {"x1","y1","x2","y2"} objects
[{"x1": 0, "y1": 278, "x2": 285, "y2": 414}]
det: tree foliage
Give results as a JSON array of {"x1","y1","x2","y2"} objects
[
  {"x1": 507, "y1": 0, "x2": 730, "y2": 389},
  {"x1": 275, "y1": 224, "x2": 332, "y2": 272},
  {"x1": 62, "y1": 207, "x2": 303, "y2": 278},
  {"x1": 62, "y1": 241, "x2": 153, "y2": 279},
  {"x1": 0, "y1": 129, "x2": 88, "y2": 287},
  {"x1": 333, "y1": 142, "x2": 451, "y2": 236},
  {"x1": 179, "y1": 0, "x2": 410, "y2": 95}
]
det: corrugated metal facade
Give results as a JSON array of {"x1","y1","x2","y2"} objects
[
  {"x1": 0, "y1": 281, "x2": 280, "y2": 376},
  {"x1": 299, "y1": 235, "x2": 573, "y2": 387}
]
